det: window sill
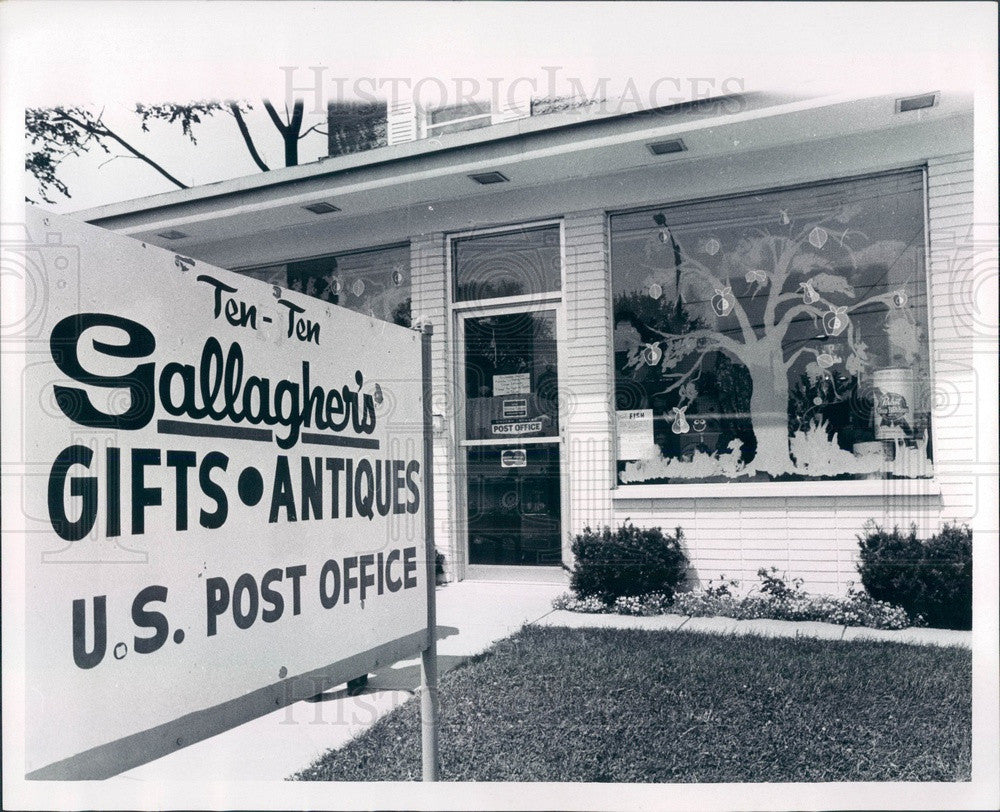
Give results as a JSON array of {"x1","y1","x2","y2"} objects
[{"x1": 611, "y1": 479, "x2": 943, "y2": 500}]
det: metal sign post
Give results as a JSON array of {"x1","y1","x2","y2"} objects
[{"x1": 418, "y1": 324, "x2": 440, "y2": 781}]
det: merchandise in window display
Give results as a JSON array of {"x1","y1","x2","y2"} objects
[{"x1": 612, "y1": 171, "x2": 932, "y2": 483}]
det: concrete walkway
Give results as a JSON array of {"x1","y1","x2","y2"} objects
[
  {"x1": 116, "y1": 579, "x2": 969, "y2": 783},
  {"x1": 536, "y1": 609, "x2": 973, "y2": 648}
]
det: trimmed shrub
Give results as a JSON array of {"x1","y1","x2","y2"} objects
[
  {"x1": 857, "y1": 521, "x2": 972, "y2": 629},
  {"x1": 569, "y1": 523, "x2": 688, "y2": 602}
]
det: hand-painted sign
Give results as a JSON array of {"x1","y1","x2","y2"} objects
[{"x1": 18, "y1": 208, "x2": 427, "y2": 778}]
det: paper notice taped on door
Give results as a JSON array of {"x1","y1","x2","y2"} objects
[{"x1": 493, "y1": 372, "x2": 530, "y2": 396}]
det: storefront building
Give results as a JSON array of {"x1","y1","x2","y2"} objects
[{"x1": 77, "y1": 90, "x2": 977, "y2": 594}]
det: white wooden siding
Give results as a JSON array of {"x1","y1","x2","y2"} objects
[
  {"x1": 410, "y1": 233, "x2": 458, "y2": 573},
  {"x1": 562, "y1": 212, "x2": 615, "y2": 536}
]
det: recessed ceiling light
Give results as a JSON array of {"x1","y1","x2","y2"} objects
[
  {"x1": 647, "y1": 138, "x2": 687, "y2": 156},
  {"x1": 468, "y1": 171, "x2": 509, "y2": 185},
  {"x1": 302, "y1": 201, "x2": 341, "y2": 214},
  {"x1": 895, "y1": 93, "x2": 938, "y2": 113},
  {"x1": 157, "y1": 229, "x2": 189, "y2": 240}
]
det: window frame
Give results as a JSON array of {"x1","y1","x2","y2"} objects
[
  {"x1": 446, "y1": 218, "x2": 571, "y2": 576},
  {"x1": 605, "y1": 165, "x2": 941, "y2": 499},
  {"x1": 425, "y1": 102, "x2": 493, "y2": 136},
  {"x1": 448, "y1": 219, "x2": 566, "y2": 310},
  {"x1": 231, "y1": 240, "x2": 412, "y2": 325}
]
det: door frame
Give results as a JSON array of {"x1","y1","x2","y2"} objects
[{"x1": 446, "y1": 220, "x2": 569, "y2": 580}]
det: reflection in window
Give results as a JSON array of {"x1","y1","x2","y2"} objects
[
  {"x1": 236, "y1": 243, "x2": 411, "y2": 327},
  {"x1": 610, "y1": 169, "x2": 933, "y2": 484},
  {"x1": 427, "y1": 102, "x2": 492, "y2": 136},
  {"x1": 453, "y1": 225, "x2": 561, "y2": 302},
  {"x1": 466, "y1": 445, "x2": 562, "y2": 566},
  {"x1": 463, "y1": 311, "x2": 559, "y2": 441}
]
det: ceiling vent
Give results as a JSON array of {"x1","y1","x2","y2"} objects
[
  {"x1": 302, "y1": 201, "x2": 341, "y2": 214},
  {"x1": 468, "y1": 171, "x2": 509, "y2": 185},
  {"x1": 647, "y1": 138, "x2": 687, "y2": 156},
  {"x1": 157, "y1": 229, "x2": 189, "y2": 240},
  {"x1": 895, "y1": 93, "x2": 938, "y2": 113}
]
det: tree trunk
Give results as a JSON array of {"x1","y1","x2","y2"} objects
[
  {"x1": 284, "y1": 134, "x2": 298, "y2": 167},
  {"x1": 747, "y1": 351, "x2": 793, "y2": 475}
]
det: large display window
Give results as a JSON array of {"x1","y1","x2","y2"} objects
[
  {"x1": 610, "y1": 169, "x2": 933, "y2": 484},
  {"x1": 237, "y1": 243, "x2": 411, "y2": 327}
]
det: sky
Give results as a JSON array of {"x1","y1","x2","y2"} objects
[{"x1": 2, "y1": 1, "x2": 998, "y2": 214}]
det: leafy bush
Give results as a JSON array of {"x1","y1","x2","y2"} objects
[
  {"x1": 857, "y1": 521, "x2": 972, "y2": 629},
  {"x1": 568, "y1": 523, "x2": 688, "y2": 603}
]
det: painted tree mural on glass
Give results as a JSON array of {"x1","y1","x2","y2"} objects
[{"x1": 611, "y1": 170, "x2": 933, "y2": 483}]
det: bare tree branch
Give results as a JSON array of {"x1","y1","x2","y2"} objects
[
  {"x1": 262, "y1": 99, "x2": 287, "y2": 133},
  {"x1": 52, "y1": 109, "x2": 188, "y2": 189},
  {"x1": 298, "y1": 122, "x2": 326, "y2": 140},
  {"x1": 227, "y1": 102, "x2": 269, "y2": 172},
  {"x1": 262, "y1": 98, "x2": 304, "y2": 166}
]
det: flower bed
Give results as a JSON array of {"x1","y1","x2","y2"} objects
[{"x1": 553, "y1": 568, "x2": 915, "y2": 630}]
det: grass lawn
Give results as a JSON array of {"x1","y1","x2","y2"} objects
[{"x1": 293, "y1": 626, "x2": 971, "y2": 783}]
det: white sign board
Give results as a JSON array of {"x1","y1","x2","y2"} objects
[
  {"x1": 17, "y1": 208, "x2": 428, "y2": 778},
  {"x1": 493, "y1": 372, "x2": 530, "y2": 396},
  {"x1": 616, "y1": 409, "x2": 656, "y2": 459}
]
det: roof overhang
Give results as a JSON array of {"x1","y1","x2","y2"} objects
[{"x1": 74, "y1": 90, "x2": 973, "y2": 268}]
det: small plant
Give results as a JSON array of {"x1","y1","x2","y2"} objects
[
  {"x1": 551, "y1": 592, "x2": 611, "y2": 614},
  {"x1": 757, "y1": 567, "x2": 805, "y2": 601},
  {"x1": 857, "y1": 521, "x2": 972, "y2": 629},
  {"x1": 612, "y1": 592, "x2": 673, "y2": 616},
  {"x1": 568, "y1": 522, "x2": 688, "y2": 603},
  {"x1": 704, "y1": 575, "x2": 739, "y2": 598},
  {"x1": 435, "y1": 551, "x2": 447, "y2": 585},
  {"x1": 672, "y1": 571, "x2": 914, "y2": 630}
]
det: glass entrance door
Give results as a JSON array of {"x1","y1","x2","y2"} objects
[{"x1": 459, "y1": 308, "x2": 562, "y2": 566}]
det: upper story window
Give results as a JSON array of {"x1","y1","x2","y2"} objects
[
  {"x1": 237, "y1": 243, "x2": 411, "y2": 327},
  {"x1": 426, "y1": 102, "x2": 493, "y2": 137},
  {"x1": 610, "y1": 169, "x2": 933, "y2": 484},
  {"x1": 452, "y1": 224, "x2": 562, "y2": 302}
]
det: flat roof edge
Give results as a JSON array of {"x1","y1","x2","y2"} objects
[{"x1": 79, "y1": 91, "x2": 788, "y2": 226}]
